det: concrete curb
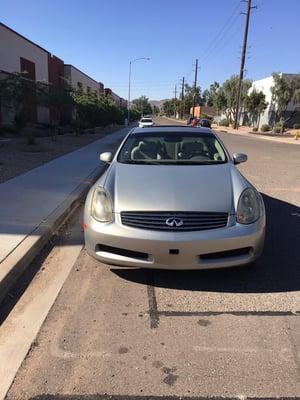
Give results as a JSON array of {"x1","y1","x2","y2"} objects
[{"x1": 0, "y1": 164, "x2": 105, "y2": 305}]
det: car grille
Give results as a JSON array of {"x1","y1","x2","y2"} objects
[{"x1": 120, "y1": 211, "x2": 228, "y2": 231}]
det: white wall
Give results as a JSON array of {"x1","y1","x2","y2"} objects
[
  {"x1": 0, "y1": 24, "x2": 49, "y2": 82},
  {"x1": 250, "y1": 76, "x2": 274, "y2": 126},
  {"x1": 250, "y1": 73, "x2": 300, "y2": 127}
]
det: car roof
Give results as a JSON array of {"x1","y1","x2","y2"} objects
[{"x1": 132, "y1": 125, "x2": 214, "y2": 136}]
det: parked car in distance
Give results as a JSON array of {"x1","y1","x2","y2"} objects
[
  {"x1": 84, "y1": 125, "x2": 265, "y2": 270},
  {"x1": 139, "y1": 117, "x2": 154, "y2": 127},
  {"x1": 199, "y1": 118, "x2": 212, "y2": 128}
]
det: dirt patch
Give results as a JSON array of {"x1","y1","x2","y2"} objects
[{"x1": 0, "y1": 125, "x2": 122, "y2": 184}]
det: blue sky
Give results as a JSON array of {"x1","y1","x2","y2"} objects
[{"x1": 1, "y1": 0, "x2": 300, "y2": 100}]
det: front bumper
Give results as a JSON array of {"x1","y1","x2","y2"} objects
[{"x1": 84, "y1": 213, "x2": 265, "y2": 270}]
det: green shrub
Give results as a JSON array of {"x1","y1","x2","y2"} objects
[
  {"x1": 273, "y1": 125, "x2": 281, "y2": 133},
  {"x1": 219, "y1": 119, "x2": 229, "y2": 127},
  {"x1": 261, "y1": 124, "x2": 271, "y2": 132},
  {"x1": 252, "y1": 127, "x2": 258, "y2": 132},
  {"x1": 293, "y1": 123, "x2": 300, "y2": 129},
  {"x1": 273, "y1": 122, "x2": 285, "y2": 133},
  {"x1": 201, "y1": 113, "x2": 213, "y2": 120}
]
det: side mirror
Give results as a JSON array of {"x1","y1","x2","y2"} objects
[
  {"x1": 233, "y1": 153, "x2": 247, "y2": 164},
  {"x1": 100, "y1": 152, "x2": 113, "y2": 163}
]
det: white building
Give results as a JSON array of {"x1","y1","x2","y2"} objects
[{"x1": 248, "y1": 73, "x2": 300, "y2": 128}]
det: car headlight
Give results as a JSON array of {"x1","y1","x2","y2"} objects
[
  {"x1": 91, "y1": 187, "x2": 113, "y2": 222},
  {"x1": 237, "y1": 188, "x2": 262, "y2": 224}
]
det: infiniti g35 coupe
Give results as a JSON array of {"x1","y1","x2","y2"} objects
[{"x1": 84, "y1": 126, "x2": 265, "y2": 270}]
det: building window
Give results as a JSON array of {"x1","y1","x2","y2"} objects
[
  {"x1": 20, "y1": 57, "x2": 36, "y2": 80},
  {"x1": 87, "y1": 86, "x2": 91, "y2": 94},
  {"x1": 77, "y1": 82, "x2": 83, "y2": 90}
]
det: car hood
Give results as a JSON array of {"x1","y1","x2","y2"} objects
[{"x1": 105, "y1": 163, "x2": 243, "y2": 213}]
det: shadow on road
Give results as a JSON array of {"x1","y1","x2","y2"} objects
[{"x1": 113, "y1": 194, "x2": 300, "y2": 293}]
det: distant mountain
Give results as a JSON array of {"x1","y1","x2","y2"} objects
[{"x1": 149, "y1": 99, "x2": 168, "y2": 110}]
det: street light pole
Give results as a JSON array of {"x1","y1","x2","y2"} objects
[
  {"x1": 127, "y1": 57, "x2": 150, "y2": 124},
  {"x1": 127, "y1": 61, "x2": 132, "y2": 124}
]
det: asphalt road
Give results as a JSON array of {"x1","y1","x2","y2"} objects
[{"x1": 3, "y1": 118, "x2": 300, "y2": 399}]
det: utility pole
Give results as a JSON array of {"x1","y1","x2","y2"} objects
[
  {"x1": 174, "y1": 84, "x2": 177, "y2": 118},
  {"x1": 180, "y1": 77, "x2": 185, "y2": 120},
  {"x1": 192, "y1": 58, "x2": 199, "y2": 118},
  {"x1": 234, "y1": 0, "x2": 256, "y2": 129}
]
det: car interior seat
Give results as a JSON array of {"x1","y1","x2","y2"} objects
[
  {"x1": 179, "y1": 141, "x2": 205, "y2": 159},
  {"x1": 131, "y1": 141, "x2": 162, "y2": 160}
]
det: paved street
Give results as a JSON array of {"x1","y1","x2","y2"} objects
[{"x1": 1, "y1": 118, "x2": 300, "y2": 399}]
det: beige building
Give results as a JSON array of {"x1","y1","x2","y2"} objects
[
  {"x1": 0, "y1": 22, "x2": 125, "y2": 127},
  {"x1": 0, "y1": 22, "x2": 50, "y2": 124},
  {"x1": 64, "y1": 64, "x2": 102, "y2": 96}
]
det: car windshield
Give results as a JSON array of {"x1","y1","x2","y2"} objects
[
  {"x1": 117, "y1": 131, "x2": 227, "y2": 165},
  {"x1": 141, "y1": 118, "x2": 152, "y2": 123}
]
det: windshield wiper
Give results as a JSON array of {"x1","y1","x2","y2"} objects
[
  {"x1": 120, "y1": 160, "x2": 161, "y2": 165},
  {"x1": 171, "y1": 161, "x2": 226, "y2": 165}
]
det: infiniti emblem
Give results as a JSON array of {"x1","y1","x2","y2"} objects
[{"x1": 165, "y1": 218, "x2": 183, "y2": 227}]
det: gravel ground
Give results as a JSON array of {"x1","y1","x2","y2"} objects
[{"x1": 0, "y1": 125, "x2": 123, "y2": 184}]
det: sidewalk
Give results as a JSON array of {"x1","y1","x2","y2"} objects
[
  {"x1": 213, "y1": 125, "x2": 300, "y2": 146},
  {"x1": 0, "y1": 126, "x2": 130, "y2": 303},
  {"x1": 164, "y1": 117, "x2": 300, "y2": 145}
]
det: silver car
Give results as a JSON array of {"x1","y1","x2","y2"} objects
[
  {"x1": 138, "y1": 117, "x2": 154, "y2": 128},
  {"x1": 84, "y1": 126, "x2": 265, "y2": 270}
]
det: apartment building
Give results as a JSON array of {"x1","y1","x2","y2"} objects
[
  {"x1": 0, "y1": 22, "x2": 50, "y2": 124},
  {"x1": 64, "y1": 64, "x2": 103, "y2": 96},
  {"x1": 0, "y1": 22, "x2": 125, "y2": 126},
  {"x1": 104, "y1": 89, "x2": 127, "y2": 108}
]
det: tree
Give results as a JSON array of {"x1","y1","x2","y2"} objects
[
  {"x1": 244, "y1": 90, "x2": 268, "y2": 128},
  {"x1": 0, "y1": 72, "x2": 37, "y2": 127},
  {"x1": 37, "y1": 82, "x2": 73, "y2": 140},
  {"x1": 163, "y1": 98, "x2": 180, "y2": 117},
  {"x1": 152, "y1": 105, "x2": 160, "y2": 115},
  {"x1": 132, "y1": 95, "x2": 152, "y2": 115},
  {"x1": 182, "y1": 84, "x2": 201, "y2": 115},
  {"x1": 271, "y1": 73, "x2": 300, "y2": 132},
  {"x1": 202, "y1": 81, "x2": 220, "y2": 106},
  {"x1": 213, "y1": 89, "x2": 227, "y2": 115},
  {"x1": 221, "y1": 75, "x2": 252, "y2": 124}
]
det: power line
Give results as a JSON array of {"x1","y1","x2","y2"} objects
[
  {"x1": 198, "y1": 0, "x2": 241, "y2": 62},
  {"x1": 200, "y1": 19, "x2": 244, "y2": 67},
  {"x1": 200, "y1": 13, "x2": 242, "y2": 64}
]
